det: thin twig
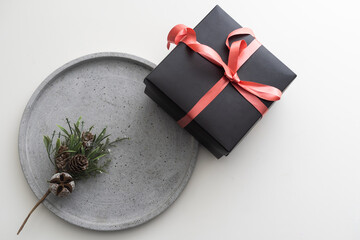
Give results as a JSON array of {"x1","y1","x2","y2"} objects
[{"x1": 17, "y1": 189, "x2": 51, "y2": 235}]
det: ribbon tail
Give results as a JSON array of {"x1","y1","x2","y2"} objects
[
  {"x1": 231, "y1": 83, "x2": 268, "y2": 116},
  {"x1": 167, "y1": 24, "x2": 188, "y2": 49},
  {"x1": 239, "y1": 81, "x2": 282, "y2": 101}
]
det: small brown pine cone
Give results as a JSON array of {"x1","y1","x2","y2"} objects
[
  {"x1": 55, "y1": 145, "x2": 70, "y2": 172},
  {"x1": 68, "y1": 154, "x2": 89, "y2": 174},
  {"x1": 49, "y1": 172, "x2": 75, "y2": 197},
  {"x1": 82, "y1": 131, "x2": 94, "y2": 148}
]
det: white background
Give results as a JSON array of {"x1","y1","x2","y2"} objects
[{"x1": 1, "y1": 0, "x2": 359, "y2": 239}]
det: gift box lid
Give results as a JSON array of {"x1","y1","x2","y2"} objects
[{"x1": 144, "y1": 5, "x2": 296, "y2": 158}]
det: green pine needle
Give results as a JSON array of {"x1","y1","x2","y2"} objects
[{"x1": 43, "y1": 118, "x2": 126, "y2": 180}]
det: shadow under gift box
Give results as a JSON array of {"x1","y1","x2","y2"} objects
[{"x1": 144, "y1": 5, "x2": 296, "y2": 158}]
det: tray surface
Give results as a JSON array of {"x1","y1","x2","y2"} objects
[{"x1": 19, "y1": 52, "x2": 198, "y2": 231}]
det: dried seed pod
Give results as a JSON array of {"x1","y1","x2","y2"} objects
[{"x1": 49, "y1": 172, "x2": 75, "y2": 197}]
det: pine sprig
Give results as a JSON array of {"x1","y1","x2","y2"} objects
[
  {"x1": 43, "y1": 117, "x2": 128, "y2": 180},
  {"x1": 18, "y1": 117, "x2": 128, "y2": 235}
]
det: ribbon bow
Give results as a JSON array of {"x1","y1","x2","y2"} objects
[{"x1": 167, "y1": 24, "x2": 282, "y2": 128}]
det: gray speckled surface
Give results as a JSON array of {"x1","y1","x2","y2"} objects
[{"x1": 18, "y1": 52, "x2": 198, "y2": 231}]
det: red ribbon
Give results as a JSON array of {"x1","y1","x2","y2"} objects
[{"x1": 167, "y1": 24, "x2": 282, "y2": 128}]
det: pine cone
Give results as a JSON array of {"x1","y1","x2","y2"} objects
[
  {"x1": 82, "y1": 131, "x2": 94, "y2": 148},
  {"x1": 49, "y1": 172, "x2": 75, "y2": 197},
  {"x1": 55, "y1": 145, "x2": 70, "y2": 172},
  {"x1": 68, "y1": 154, "x2": 89, "y2": 174}
]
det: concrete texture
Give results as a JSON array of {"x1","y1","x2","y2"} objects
[{"x1": 18, "y1": 52, "x2": 199, "y2": 231}]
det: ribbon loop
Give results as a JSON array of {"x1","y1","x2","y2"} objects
[
  {"x1": 225, "y1": 27, "x2": 256, "y2": 49},
  {"x1": 166, "y1": 24, "x2": 282, "y2": 128},
  {"x1": 228, "y1": 39, "x2": 247, "y2": 72}
]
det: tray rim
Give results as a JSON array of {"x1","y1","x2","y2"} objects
[{"x1": 18, "y1": 52, "x2": 198, "y2": 231}]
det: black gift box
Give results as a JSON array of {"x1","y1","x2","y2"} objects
[{"x1": 144, "y1": 5, "x2": 296, "y2": 158}]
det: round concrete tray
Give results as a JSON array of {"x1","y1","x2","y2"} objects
[{"x1": 18, "y1": 52, "x2": 198, "y2": 231}]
